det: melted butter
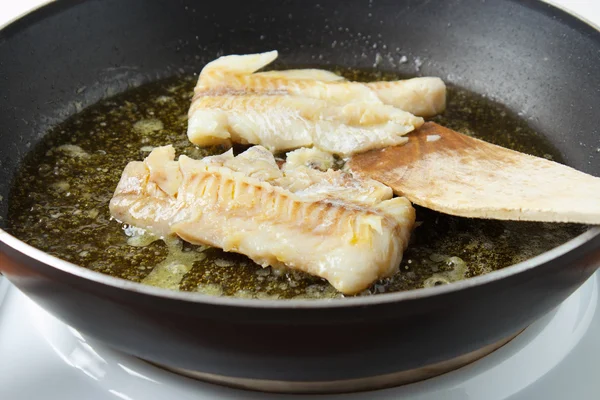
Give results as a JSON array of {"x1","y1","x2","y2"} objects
[
  {"x1": 142, "y1": 238, "x2": 206, "y2": 290},
  {"x1": 6, "y1": 73, "x2": 587, "y2": 299},
  {"x1": 51, "y1": 144, "x2": 91, "y2": 159},
  {"x1": 196, "y1": 283, "x2": 224, "y2": 296},
  {"x1": 423, "y1": 256, "x2": 468, "y2": 287},
  {"x1": 124, "y1": 225, "x2": 160, "y2": 247},
  {"x1": 133, "y1": 118, "x2": 164, "y2": 135},
  {"x1": 143, "y1": 262, "x2": 192, "y2": 290}
]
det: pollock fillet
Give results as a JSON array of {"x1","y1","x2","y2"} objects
[
  {"x1": 188, "y1": 94, "x2": 422, "y2": 155},
  {"x1": 187, "y1": 51, "x2": 448, "y2": 155},
  {"x1": 110, "y1": 145, "x2": 416, "y2": 294},
  {"x1": 195, "y1": 51, "x2": 446, "y2": 116}
]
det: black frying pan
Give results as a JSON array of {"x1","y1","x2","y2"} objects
[{"x1": 1, "y1": 0, "x2": 599, "y2": 394}]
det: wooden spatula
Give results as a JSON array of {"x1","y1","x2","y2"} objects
[{"x1": 348, "y1": 122, "x2": 600, "y2": 224}]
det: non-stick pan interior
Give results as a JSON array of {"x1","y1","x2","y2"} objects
[{"x1": 1, "y1": 0, "x2": 599, "y2": 229}]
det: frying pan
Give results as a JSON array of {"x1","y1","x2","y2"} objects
[{"x1": 1, "y1": 0, "x2": 599, "y2": 394}]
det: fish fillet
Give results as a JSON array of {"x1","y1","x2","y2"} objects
[
  {"x1": 187, "y1": 51, "x2": 451, "y2": 155},
  {"x1": 365, "y1": 77, "x2": 447, "y2": 118},
  {"x1": 255, "y1": 69, "x2": 346, "y2": 82},
  {"x1": 195, "y1": 51, "x2": 446, "y2": 115},
  {"x1": 110, "y1": 145, "x2": 416, "y2": 294},
  {"x1": 188, "y1": 94, "x2": 421, "y2": 155}
]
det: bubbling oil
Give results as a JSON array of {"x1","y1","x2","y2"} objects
[{"x1": 6, "y1": 72, "x2": 586, "y2": 299}]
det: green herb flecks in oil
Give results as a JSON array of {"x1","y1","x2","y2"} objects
[{"x1": 7, "y1": 72, "x2": 585, "y2": 299}]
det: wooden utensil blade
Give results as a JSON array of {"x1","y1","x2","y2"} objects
[{"x1": 348, "y1": 122, "x2": 600, "y2": 224}]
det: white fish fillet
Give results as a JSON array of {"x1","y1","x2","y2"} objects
[
  {"x1": 188, "y1": 52, "x2": 452, "y2": 155},
  {"x1": 188, "y1": 94, "x2": 421, "y2": 155},
  {"x1": 195, "y1": 50, "x2": 446, "y2": 115},
  {"x1": 198, "y1": 68, "x2": 382, "y2": 105},
  {"x1": 284, "y1": 147, "x2": 335, "y2": 171},
  {"x1": 110, "y1": 145, "x2": 415, "y2": 294},
  {"x1": 278, "y1": 147, "x2": 394, "y2": 204},
  {"x1": 366, "y1": 77, "x2": 447, "y2": 118},
  {"x1": 255, "y1": 69, "x2": 346, "y2": 82}
]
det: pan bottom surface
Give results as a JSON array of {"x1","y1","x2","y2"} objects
[{"x1": 145, "y1": 330, "x2": 522, "y2": 394}]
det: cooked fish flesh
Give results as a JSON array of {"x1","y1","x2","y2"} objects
[
  {"x1": 196, "y1": 51, "x2": 377, "y2": 104},
  {"x1": 198, "y1": 50, "x2": 279, "y2": 77},
  {"x1": 277, "y1": 147, "x2": 394, "y2": 203},
  {"x1": 195, "y1": 50, "x2": 446, "y2": 116},
  {"x1": 110, "y1": 145, "x2": 416, "y2": 294},
  {"x1": 365, "y1": 77, "x2": 447, "y2": 118},
  {"x1": 284, "y1": 147, "x2": 335, "y2": 171},
  {"x1": 187, "y1": 51, "x2": 450, "y2": 155},
  {"x1": 188, "y1": 94, "x2": 421, "y2": 155},
  {"x1": 255, "y1": 68, "x2": 346, "y2": 82}
]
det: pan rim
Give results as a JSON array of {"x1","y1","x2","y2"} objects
[
  {"x1": 1, "y1": 227, "x2": 599, "y2": 308},
  {"x1": 1, "y1": 0, "x2": 599, "y2": 309}
]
